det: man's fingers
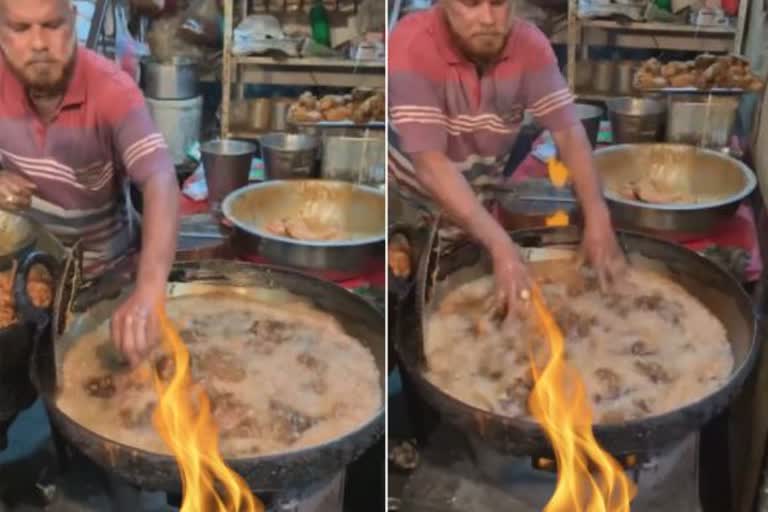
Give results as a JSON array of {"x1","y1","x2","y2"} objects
[
  {"x1": 133, "y1": 312, "x2": 149, "y2": 365},
  {"x1": 111, "y1": 313, "x2": 126, "y2": 363},
  {"x1": 122, "y1": 314, "x2": 139, "y2": 367}
]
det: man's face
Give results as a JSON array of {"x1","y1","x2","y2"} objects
[
  {"x1": 0, "y1": 0, "x2": 75, "y2": 94},
  {"x1": 441, "y1": 0, "x2": 512, "y2": 63}
]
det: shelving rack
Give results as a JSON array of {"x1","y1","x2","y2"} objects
[
  {"x1": 220, "y1": 0, "x2": 385, "y2": 139},
  {"x1": 551, "y1": 0, "x2": 751, "y2": 99}
]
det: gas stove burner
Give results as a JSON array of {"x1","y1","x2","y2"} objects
[
  {"x1": 395, "y1": 423, "x2": 702, "y2": 512},
  {"x1": 40, "y1": 469, "x2": 346, "y2": 512},
  {"x1": 531, "y1": 451, "x2": 644, "y2": 473}
]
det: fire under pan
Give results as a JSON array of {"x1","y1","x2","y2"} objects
[{"x1": 394, "y1": 423, "x2": 701, "y2": 512}]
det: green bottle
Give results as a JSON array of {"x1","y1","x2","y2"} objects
[{"x1": 310, "y1": 0, "x2": 331, "y2": 48}]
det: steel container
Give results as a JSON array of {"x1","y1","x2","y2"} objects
[
  {"x1": 259, "y1": 133, "x2": 320, "y2": 180},
  {"x1": 607, "y1": 97, "x2": 666, "y2": 143},
  {"x1": 594, "y1": 143, "x2": 756, "y2": 236},
  {"x1": 140, "y1": 57, "x2": 199, "y2": 100},
  {"x1": 200, "y1": 139, "x2": 257, "y2": 214},
  {"x1": 665, "y1": 93, "x2": 740, "y2": 149}
]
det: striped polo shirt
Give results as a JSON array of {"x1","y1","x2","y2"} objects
[
  {"x1": 0, "y1": 46, "x2": 173, "y2": 277},
  {"x1": 388, "y1": 7, "x2": 578, "y2": 202}
]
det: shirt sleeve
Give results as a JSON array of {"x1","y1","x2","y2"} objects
[
  {"x1": 520, "y1": 24, "x2": 579, "y2": 132},
  {"x1": 103, "y1": 71, "x2": 175, "y2": 185},
  {"x1": 388, "y1": 20, "x2": 447, "y2": 155}
]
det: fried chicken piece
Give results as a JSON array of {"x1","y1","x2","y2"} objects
[
  {"x1": 594, "y1": 368, "x2": 622, "y2": 401},
  {"x1": 198, "y1": 347, "x2": 247, "y2": 383},
  {"x1": 270, "y1": 400, "x2": 318, "y2": 444},
  {"x1": 119, "y1": 401, "x2": 155, "y2": 429},
  {"x1": 84, "y1": 375, "x2": 116, "y2": 399},
  {"x1": 634, "y1": 360, "x2": 672, "y2": 383}
]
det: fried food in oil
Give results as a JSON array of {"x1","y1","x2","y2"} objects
[{"x1": 0, "y1": 263, "x2": 53, "y2": 329}]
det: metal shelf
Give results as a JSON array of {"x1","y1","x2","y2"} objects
[
  {"x1": 577, "y1": 19, "x2": 736, "y2": 35},
  {"x1": 563, "y1": 0, "x2": 752, "y2": 91},
  {"x1": 220, "y1": 0, "x2": 384, "y2": 139}
]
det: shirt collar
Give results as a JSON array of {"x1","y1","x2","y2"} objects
[
  {"x1": 429, "y1": 7, "x2": 516, "y2": 67},
  {"x1": 61, "y1": 46, "x2": 86, "y2": 108}
]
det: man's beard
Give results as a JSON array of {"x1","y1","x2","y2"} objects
[
  {"x1": 3, "y1": 45, "x2": 76, "y2": 98},
  {"x1": 445, "y1": 18, "x2": 510, "y2": 67}
]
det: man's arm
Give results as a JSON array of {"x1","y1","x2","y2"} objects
[
  {"x1": 411, "y1": 152, "x2": 512, "y2": 256},
  {"x1": 135, "y1": 171, "x2": 179, "y2": 296},
  {"x1": 103, "y1": 70, "x2": 179, "y2": 364},
  {"x1": 550, "y1": 124, "x2": 611, "y2": 227}
]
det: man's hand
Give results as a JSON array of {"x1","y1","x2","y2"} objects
[
  {"x1": 580, "y1": 207, "x2": 626, "y2": 291},
  {"x1": 0, "y1": 172, "x2": 35, "y2": 210},
  {"x1": 111, "y1": 286, "x2": 162, "y2": 367},
  {"x1": 490, "y1": 238, "x2": 532, "y2": 319}
]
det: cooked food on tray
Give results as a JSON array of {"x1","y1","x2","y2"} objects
[
  {"x1": 287, "y1": 88, "x2": 385, "y2": 124},
  {"x1": 56, "y1": 291, "x2": 382, "y2": 457},
  {"x1": 634, "y1": 54, "x2": 764, "y2": 91},
  {"x1": 424, "y1": 261, "x2": 733, "y2": 424},
  {"x1": 0, "y1": 264, "x2": 53, "y2": 329}
]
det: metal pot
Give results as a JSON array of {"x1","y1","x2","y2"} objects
[
  {"x1": 397, "y1": 225, "x2": 758, "y2": 458},
  {"x1": 259, "y1": 133, "x2": 320, "y2": 180},
  {"x1": 593, "y1": 143, "x2": 757, "y2": 237},
  {"x1": 607, "y1": 97, "x2": 666, "y2": 143},
  {"x1": 200, "y1": 139, "x2": 257, "y2": 214},
  {"x1": 140, "y1": 57, "x2": 199, "y2": 100},
  {"x1": 222, "y1": 180, "x2": 385, "y2": 280},
  {"x1": 665, "y1": 93, "x2": 740, "y2": 149},
  {"x1": 38, "y1": 259, "x2": 385, "y2": 492}
]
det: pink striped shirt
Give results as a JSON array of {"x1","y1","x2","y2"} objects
[
  {"x1": 388, "y1": 7, "x2": 578, "y2": 198},
  {"x1": 0, "y1": 46, "x2": 174, "y2": 277}
]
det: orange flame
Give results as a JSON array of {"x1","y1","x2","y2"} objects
[
  {"x1": 528, "y1": 285, "x2": 636, "y2": 511},
  {"x1": 152, "y1": 306, "x2": 265, "y2": 512}
]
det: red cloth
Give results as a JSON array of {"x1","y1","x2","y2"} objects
[{"x1": 511, "y1": 153, "x2": 763, "y2": 282}]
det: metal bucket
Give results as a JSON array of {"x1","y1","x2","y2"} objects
[
  {"x1": 200, "y1": 139, "x2": 257, "y2": 214},
  {"x1": 260, "y1": 133, "x2": 320, "y2": 181},
  {"x1": 607, "y1": 97, "x2": 666, "y2": 143},
  {"x1": 665, "y1": 94, "x2": 740, "y2": 149}
]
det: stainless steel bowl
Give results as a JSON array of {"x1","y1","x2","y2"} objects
[
  {"x1": 221, "y1": 180, "x2": 385, "y2": 278},
  {"x1": 259, "y1": 133, "x2": 319, "y2": 180},
  {"x1": 594, "y1": 144, "x2": 757, "y2": 236},
  {"x1": 607, "y1": 97, "x2": 666, "y2": 143}
]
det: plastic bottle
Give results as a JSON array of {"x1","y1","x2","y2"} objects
[{"x1": 310, "y1": 0, "x2": 331, "y2": 48}]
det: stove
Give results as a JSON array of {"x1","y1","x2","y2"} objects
[
  {"x1": 40, "y1": 466, "x2": 345, "y2": 512},
  {"x1": 392, "y1": 423, "x2": 701, "y2": 512}
]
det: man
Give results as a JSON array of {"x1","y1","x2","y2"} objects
[
  {"x1": 389, "y1": 0, "x2": 625, "y2": 314},
  {"x1": 0, "y1": 0, "x2": 179, "y2": 365}
]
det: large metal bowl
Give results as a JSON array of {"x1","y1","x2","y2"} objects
[
  {"x1": 222, "y1": 180, "x2": 385, "y2": 278},
  {"x1": 594, "y1": 144, "x2": 757, "y2": 236}
]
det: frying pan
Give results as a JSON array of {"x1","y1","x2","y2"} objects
[
  {"x1": 0, "y1": 212, "x2": 64, "y2": 448},
  {"x1": 34, "y1": 258, "x2": 385, "y2": 492},
  {"x1": 396, "y1": 224, "x2": 758, "y2": 458}
]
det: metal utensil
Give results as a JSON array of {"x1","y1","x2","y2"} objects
[
  {"x1": 260, "y1": 132, "x2": 320, "y2": 180},
  {"x1": 140, "y1": 57, "x2": 199, "y2": 100},
  {"x1": 607, "y1": 97, "x2": 666, "y2": 143},
  {"x1": 594, "y1": 143, "x2": 756, "y2": 236},
  {"x1": 200, "y1": 138, "x2": 257, "y2": 214},
  {"x1": 222, "y1": 180, "x2": 385, "y2": 279}
]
